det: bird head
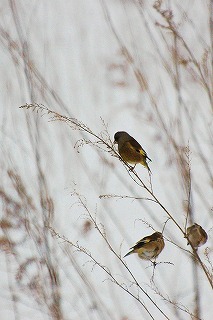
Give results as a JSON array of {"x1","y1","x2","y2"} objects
[{"x1": 114, "y1": 131, "x2": 130, "y2": 144}]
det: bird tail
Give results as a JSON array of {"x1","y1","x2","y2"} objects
[
  {"x1": 146, "y1": 156, "x2": 152, "y2": 173},
  {"x1": 147, "y1": 163, "x2": 152, "y2": 173},
  {"x1": 123, "y1": 249, "x2": 134, "y2": 258},
  {"x1": 142, "y1": 161, "x2": 152, "y2": 173},
  {"x1": 140, "y1": 158, "x2": 152, "y2": 173}
]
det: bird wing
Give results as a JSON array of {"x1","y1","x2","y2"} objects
[
  {"x1": 199, "y1": 227, "x2": 208, "y2": 240},
  {"x1": 128, "y1": 139, "x2": 147, "y2": 155},
  {"x1": 128, "y1": 139, "x2": 151, "y2": 161},
  {"x1": 130, "y1": 235, "x2": 152, "y2": 250}
]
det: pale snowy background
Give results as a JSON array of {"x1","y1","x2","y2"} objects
[{"x1": 0, "y1": 1, "x2": 212, "y2": 319}]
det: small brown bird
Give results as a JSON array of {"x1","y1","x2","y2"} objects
[
  {"x1": 186, "y1": 223, "x2": 208, "y2": 249},
  {"x1": 114, "y1": 131, "x2": 151, "y2": 172},
  {"x1": 123, "y1": 232, "x2": 165, "y2": 260}
]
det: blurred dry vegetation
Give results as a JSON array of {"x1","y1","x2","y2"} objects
[{"x1": 0, "y1": 1, "x2": 213, "y2": 319}]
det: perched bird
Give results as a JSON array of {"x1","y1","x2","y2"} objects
[
  {"x1": 186, "y1": 223, "x2": 208, "y2": 249},
  {"x1": 114, "y1": 131, "x2": 151, "y2": 172},
  {"x1": 123, "y1": 232, "x2": 165, "y2": 260}
]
